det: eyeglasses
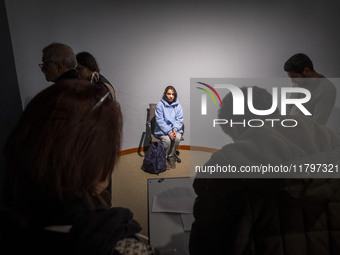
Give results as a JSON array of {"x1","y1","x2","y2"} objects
[{"x1": 38, "y1": 61, "x2": 54, "y2": 69}]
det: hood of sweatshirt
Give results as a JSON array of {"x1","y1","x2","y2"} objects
[{"x1": 161, "y1": 98, "x2": 179, "y2": 108}]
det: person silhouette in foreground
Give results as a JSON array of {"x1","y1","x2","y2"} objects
[
  {"x1": 1, "y1": 79, "x2": 158, "y2": 255},
  {"x1": 190, "y1": 86, "x2": 340, "y2": 255},
  {"x1": 284, "y1": 53, "x2": 336, "y2": 125}
]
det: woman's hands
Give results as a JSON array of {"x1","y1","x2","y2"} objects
[{"x1": 169, "y1": 129, "x2": 176, "y2": 140}]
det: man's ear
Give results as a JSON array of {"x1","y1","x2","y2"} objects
[
  {"x1": 55, "y1": 61, "x2": 64, "y2": 72},
  {"x1": 302, "y1": 67, "x2": 312, "y2": 77}
]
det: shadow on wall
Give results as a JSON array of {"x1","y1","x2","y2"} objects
[{"x1": 0, "y1": 0, "x2": 23, "y2": 209}]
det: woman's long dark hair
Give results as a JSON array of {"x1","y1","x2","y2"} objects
[{"x1": 76, "y1": 51, "x2": 100, "y2": 72}]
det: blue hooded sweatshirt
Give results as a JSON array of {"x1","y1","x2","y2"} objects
[{"x1": 154, "y1": 98, "x2": 184, "y2": 138}]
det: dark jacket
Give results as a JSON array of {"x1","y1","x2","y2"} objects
[
  {"x1": 1, "y1": 199, "x2": 141, "y2": 255},
  {"x1": 57, "y1": 69, "x2": 80, "y2": 81},
  {"x1": 190, "y1": 116, "x2": 340, "y2": 255}
]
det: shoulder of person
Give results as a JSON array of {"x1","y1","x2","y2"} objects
[
  {"x1": 322, "y1": 78, "x2": 337, "y2": 92},
  {"x1": 99, "y1": 74, "x2": 111, "y2": 85},
  {"x1": 158, "y1": 99, "x2": 168, "y2": 107}
]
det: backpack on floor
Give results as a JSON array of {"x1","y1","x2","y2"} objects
[{"x1": 142, "y1": 142, "x2": 167, "y2": 174}]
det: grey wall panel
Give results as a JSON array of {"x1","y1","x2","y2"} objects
[{"x1": 5, "y1": 0, "x2": 340, "y2": 150}]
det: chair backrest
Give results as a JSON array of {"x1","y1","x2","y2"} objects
[
  {"x1": 148, "y1": 104, "x2": 160, "y2": 142},
  {"x1": 150, "y1": 116, "x2": 157, "y2": 136},
  {"x1": 149, "y1": 103, "x2": 157, "y2": 121}
]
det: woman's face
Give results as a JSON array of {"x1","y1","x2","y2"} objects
[{"x1": 165, "y1": 89, "x2": 175, "y2": 103}]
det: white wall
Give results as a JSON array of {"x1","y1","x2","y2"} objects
[{"x1": 5, "y1": 0, "x2": 340, "y2": 150}]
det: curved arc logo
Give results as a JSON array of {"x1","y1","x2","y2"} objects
[{"x1": 196, "y1": 82, "x2": 223, "y2": 115}]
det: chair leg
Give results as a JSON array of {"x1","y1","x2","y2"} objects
[{"x1": 174, "y1": 153, "x2": 181, "y2": 163}]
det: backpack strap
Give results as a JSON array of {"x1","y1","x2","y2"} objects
[
  {"x1": 95, "y1": 82, "x2": 116, "y2": 101},
  {"x1": 103, "y1": 82, "x2": 116, "y2": 101}
]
